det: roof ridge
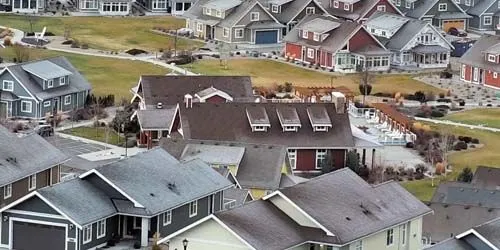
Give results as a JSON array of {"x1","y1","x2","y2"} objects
[{"x1": 7, "y1": 55, "x2": 66, "y2": 68}]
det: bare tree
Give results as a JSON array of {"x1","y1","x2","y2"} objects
[
  {"x1": 216, "y1": 42, "x2": 229, "y2": 69},
  {"x1": 12, "y1": 44, "x2": 30, "y2": 63},
  {"x1": 25, "y1": 15, "x2": 39, "y2": 34},
  {"x1": 357, "y1": 63, "x2": 374, "y2": 105}
]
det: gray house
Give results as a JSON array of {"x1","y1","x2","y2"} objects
[
  {"x1": 0, "y1": 56, "x2": 91, "y2": 120},
  {"x1": 0, "y1": 148, "x2": 232, "y2": 250},
  {"x1": 467, "y1": 0, "x2": 500, "y2": 31}
]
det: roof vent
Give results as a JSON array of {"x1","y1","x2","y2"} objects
[
  {"x1": 150, "y1": 193, "x2": 155, "y2": 197},
  {"x1": 168, "y1": 182, "x2": 176, "y2": 190},
  {"x1": 345, "y1": 217, "x2": 351, "y2": 221},
  {"x1": 156, "y1": 102, "x2": 163, "y2": 109},
  {"x1": 6, "y1": 157, "x2": 17, "y2": 163}
]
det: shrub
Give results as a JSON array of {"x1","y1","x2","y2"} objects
[
  {"x1": 430, "y1": 110, "x2": 445, "y2": 118},
  {"x1": 457, "y1": 167, "x2": 473, "y2": 183},
  {"x1": 284, "y1": 82, "x2": 293, "y2": 92},
  {"x1": 436, "y1": 105, "x2": 450, "y2": 109},
  {"x1": 439, "y1": 93, "x2": 445, "y2": 98},
  {"x1": 71, "y1": 40, "x2": 80, "y2": 48},
  {"x1": 80, "y1": 43, "x2": 89, "y2": 49},
  {"x1": 45, "y1": 31, "x2": 55, "y2": 36},
  {"x1": 359, "y1": 84, "x2": 373, "y2": 96},
  {"x1": 437, "y1": 98, "x2": 452, "y2": 103},
  {"x1": 373, "y1": 92, "x2": 393, "y2": 98},
  {"x1": 459, "y1": 100, "x2": 466, "y2": 106},
  {"x1": 152, "y1": 245, "x2": 162, "y2": 250},
  {"x1": 471, "y1": 138, "x2": 480, "y2": 144},
  {"x1": 26, "y1": 32, "x2": 35, "y2": 36},
  {"x1": 405, "y1": 142, "x2": 414, "y2": 148},
  {"x1": 462, "y1": 136, "x2": 472, "y2": 143},
  {"x1": 414, "y1": 91, "x2": 426, "y2": 103},
  {"x1": 61, "y1": 40, "x2": 73, "y2": 45},
  {"x1": 455, "y1": 141, "x2": 467, "y2": 150}
]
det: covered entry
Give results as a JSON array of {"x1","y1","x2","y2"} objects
[
  {"x1": 442, "y1": 20, "x2": 465, "y2": 32},
  {"x1": 0, "y1": 102, "x2": 6, "y2": 119},
  {"x1": 12, "y1": 220, "x2": 66, "y2": 250},
  {"x1": 255, "y1": 30, "x2": 278, "y2": 44}
]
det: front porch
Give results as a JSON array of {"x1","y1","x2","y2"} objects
[
  {"x1": 119, "y1": 215, "x2": 154, "y2": 247},
  {"x1": 334, "y1": 52, "x2": 391, "y2": 73},
  {"x1": 411, "y1": 45, "x2": 450, "y2": 69}
]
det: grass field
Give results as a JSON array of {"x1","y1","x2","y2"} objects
[
  {"x1": 0, "y1": 47, "x2": 166, "y2": 101},
  {"x1": 62, "y1": 127, "x2": 123, "y2": 146},
  {"x1": 443, "y1": 108, "x2": 500, "y2": 129},
  {"x1": 0, "y1": 14, "x2": 203, "y2": 51},
  {"x1": 184, "y1": 59, "x2": 443, "y2": 95}
]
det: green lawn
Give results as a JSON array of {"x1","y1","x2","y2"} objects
[
  {"x1": 62, "y1": 126, "x2": 123, "y2": 146},
  {"x1": 0, "y1": 14, "x2": 203, "y2": 51},
  {"x1": 443, "y1": 108, "x2": 500, "y2": 129},
  {"x1": 0, "y1": 47, "x2": 166, "y2": 101},
  {"x1": 184, "y1": 59, "x2": 444, "y2": 95}
]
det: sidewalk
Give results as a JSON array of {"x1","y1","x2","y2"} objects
[{"x1": 415, "y1": 117, "x2": 500, "y2": 132}]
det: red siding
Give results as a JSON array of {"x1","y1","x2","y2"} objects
[
  {"x1": 364, "y1": 0, "x2": 400, "y2": 19},
  {"x1": 296, "y1": 149, "x2": 316, "y2": 171},
  {"x1": 485, "y1": 70, "x2": 500, "y2": 88},
  {"x1": 332, "y1": 149, "x2": 346, "y2": 169},
  {"x1": 206, "y1": 95, "x2": 227, "y2": 103},
  {"x1": 348, "y1": 28, "x2": 382, "y2": 52},
  {"x1": 462, "y1": 64, "x2": 472, "y2": 81},
  {"x1": 286, "y1": 43, "x2": 302, "y2": 60},
  {"x1": 326, "y1": 52, "x2": 333, "y2": 67}
]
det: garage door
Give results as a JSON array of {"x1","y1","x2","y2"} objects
[
  {"x1": 13, "y1": 221, "x2": 65, "y2": 250},
  {"x1": 443, "y1": 20, "x2": 465, "y2": 32},
  {"x1": 255, "y1": 30, "x2": 278, "y2": 44}
]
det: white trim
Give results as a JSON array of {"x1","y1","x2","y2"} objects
[
  {"x1": 386, "y1": 228, "x2": 394, "y2": 246},
  {"x1": 223, "y1": 27, "x2": 230, "y2": 37},
  {"x1": 83, "y1": 224, "x2": 92, "y2": 244},
  {"x1": 307, "y1": 48, "x2": 315, "y2": 58},
  {"x1": 79, "y1": 169, "x2": 145, "y2": 208},
  {"x1": 96, "y1": 219, "x2": 106, "y2": 239},
  {"x1": 306, "y1": 6, "x2": 315, "y2": 14},
  {"x1": 438, "y1": 3, "x2": 447, "y2": 11},
  {"x1": 0, "y1": 68, "x2": 39, "y2": 103},
  {"x1": 231, "y1": 1, "x2": 282, "y2": 28},
  {"x1": 44, "y1": 100, "x2": 51, "y2": 107},
  {"x1": 376, "y1": 5, "x2": 386, "y2": 11},
  {"x1": 6, "y1": 209, "x2": 66, "y2": 220},
  {"x1": 8, "y1": 217, "x2": 68, "y2": 250},
  {"x1": 46, "y1": 79, "x2": 54, "y2": 88},
  {"x1": 60, "y1": 76, "x2": 66, "y2": 85},
  {"x1": 315, "y1": 149, "x2": 327, "y2": 169},
  {"x1": 28, "y1": 174, "x2": 36, "y2": 191},
  {"x1": 262, "y1": 191, "x2": 335, "y2": 236},
  {"x1": 234, "y1": 28, "x2": 244, "y2": 38},
  {"x1": 64, "y1": 95, "x2": 71, "y2": 105},
  {"x1": 488, "y1": 54, "x2": 496, "y2": 62},
  {"x1": 3, "y1": 184, "x2": 12, "y2": 199},
  {"x1": 163, "y1": 210, "x2": 172, "y2": 226},
  {"x1": 21, "y1": 100, "x2": 32, "y2": 113},
  {"x1": 456, "y1": 229, "x2": 500, "y2": 250},
  {"x1": 194, "y1": 89, "x2": 234, "y2": 102},
  {"x1": 2, "y1": 80, "x2": 13, "y2": 91},
  {"x1": 484, "y1": 15, "x2": 493, "y2": 25},
  {"x1": 189, "y1": 200, "x2": 198, "y2": 217}
]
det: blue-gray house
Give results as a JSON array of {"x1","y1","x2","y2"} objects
[
  {"x1": 0, "y1": 56, "x2": 91, "y2": 119},
  {"x1": 0, "y1": 148, "x2": 232, "y2": 250}
]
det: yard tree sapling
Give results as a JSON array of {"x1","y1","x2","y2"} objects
[
  {"x1": 457, "y1": 167, "x2": 473, "y2": 183},
  {"x1": 346, "y1": 150, "x2": 360, "y2": 174},
  {"x1": 12, "y1": 44, "x2": 30, "y2": 63},
  {"x1": 357, "y1": 64, "x2": 373, "y2": 105},
  {"x1": 25, "y1": 14, "x2": 39, "y2": 34},
  {"x1": 320, "y1": 151, "x2": 335, "y2": 174}
]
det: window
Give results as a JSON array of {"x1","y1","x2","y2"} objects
[
  {"x1": 271, "y1": 4, "x2": 279, "y2": 13},
  {"x1": 395, "y1": 0, "x2": 400, "y2": 6},
  {"x1": 307, "y1": 48, "x2": 315, "y2": 58},
  {"x1": 344, "y1": 3, "x2": 350, "y2": 10},
  {"x1": 2, "y1": 80, "x2": 13, "y2": 91},
  {"x1": 64, "y1": 95, "x2": 71, "y2": 105},
  {"x1": 465, "y1": 0, "x2": 470, "y2": 5},
  {"x1": 454, "y1": 0, "x2": 459, "y2": 3},
  {"x1": 235, "y1": 28, "x2": 244, "y2": 38},
  {"x1": 306, "y1": 7, "x2": 315, "y2": 14},
  {"x1": 333, "y1": 0, "x2": 339, "y2": 7},
  {"x1": 313, "y1": 32, "x2": 320, "y2": 41},
  {"x1": 252, "y1": 125, "x2": 267, "y2": 132},
  {"x1": 60, "y1": 77, "x2": 66, "y2": 85},
  {"x1": 83, "y1": 225, "x2": 92, "y2": 244},
  {"x1": 21, "y1": 101, "x2": 32, "y2": 113},
  {"x1": 401, "y1": 224, "x2": 407, "y2": 245},
  {"x1": 498, "y1": 0, "x2": 500, "y2": 8},
  {"x1": 354, "y1": 240, "x2": 363, "y2": 250},
  {"x1": 204, "y1": 7, "x2": 211, "y2": 15},
  {"x1": 284, "y1": 125, "x2": 298, "y2": 131},
  {"x1": 405, "y1": 0, "x2": 410, "y2": 8},
  {"x1": 83, "y1": 0, "x2": 97, "y2": 9},
  {"x1": 189, "y1": 200, "x2": 198, "y2": 217},
  {"x1": 163, "y1": 210, "x2": 172, "y2": 225},
  {"x1": 288, "y1": 149, "x2": 296, "y2": 169},
  {"x1": 371, "y1": 28, "x2": 375, "y2": 33},
  {"x1": 315, "y1": 149, "x2": 327, "y2": 169},
  {"x1": 197, "y1": 23, "x2": 203, "y2": 32},
  {"x1": 495, "y1": 72, "x2": 498, "y2": 78},
  {"x1": 97, "y1": 219, "x2": 106, "y2": 239},
  {"x1": 28, "y1": 174, "x2": 36, "y2": 191},
  {"x1": 250, "y1": 12, "x2": 259, "y2": 21},
  {"x1": 223, "y1": 199, "x2": 236, "y2": 209},
  {"x1": 438, "y1": 3, "x2": 447, "y2": 11},
  {"x1": 216, "y1": 10, "x2": 222, "y2": 17},
  {"x1": 302, "y1": 30, "x2": 308, "y2": 39},
  {"x1": 484, "y1": 16, "x2": 493, "y2": 25},
  {"x1": 223, "y1": 28, "x2": 229, "y2": 37},
  {"x1": 386, "y1": 228, "x2": 394, "y2": 246},
  {"x1": 377, "y1": 5, "x2": 386, "y2": 11},
  {"x1": 381, "y1": 31, "x2": 386, "y2": 36},
  {"x1": 3, "y1": 184, "x2": 12, "y2": 199},
  {"x1": 314, "y1": 126, "x2": 328, "y2": 131},
  {"x1": 461, "y1": 65, "x2": 466, "y2": 78},
  {"x1": 119, "y1": 3, "x2": 127, "y2": 12},
  {"x1": 47, "y1": 79, "x2": 53, "y2": 88},
  {"x1": 473, "y1": 67, "x2": 478, "y2": 81},
  {"x1": 488, "y1": 54, "x2": 496, "y2": 62},
  {"x1": 43, "y1": 100, "x2": 51, "y2": 107}
]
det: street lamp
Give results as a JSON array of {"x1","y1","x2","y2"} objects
[{"x1": 182, "y1": 239, "x2": 189, "y2": 250}]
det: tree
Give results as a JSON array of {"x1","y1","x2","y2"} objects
[
  {"x1": 111, "y1": 104, "x2": 139, "y2": 134},
  {"x1": 414, "y1": 91, "x2": 426, "y2": 103},
  {"x1": 12, "y1": 44, "x2": 30, "y2": 63},
  {"x1": 346, "y1": 150, "x2": 360, "y2": 173},
  {"x1": 216, "y1": 42, "x2": 230, "y2": 69},
  {"x1": 357, "y1": 64, "x2": 374, "y2": 105},
  {"x1": 457, "y1": 167, "x2": 473, "y2": 183},
  {"x1": 321, "y1": 151, "x2": 335, "y2": 174},
  {"x1": 25, "y1": 14, "x2": 39, "y2": 33}
]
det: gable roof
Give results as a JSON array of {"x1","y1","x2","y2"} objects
[
  {"x1": 138, "y1": 75, "x2": 254, "y2": 107},
  {"x1": 136, "y1": 106, "x2": 177, "y2": 130},
  {"x1": 183, "y1": 0, "x2": 222, "y2": 26},
  {"x1": 406, "y1": 0, "x2": 469, "y2": 19},
  {"x1": 466, "y1": 0, "x2": 496, "y2": 16},
  {"x1": 177, "y1": 102, "x2": 355, "y2": 148},
  {"x1": 319, "y1": 0, "x2": 403, "y2": 21},
  {"x1": 217, "y1": 0, "x2": 282, "y2": 28},
  {"x1": 470, "y1": 217, "x2": 500, "y2": 248},
  {"x1": 21, "y1": 60, "x2": 72, "y2": 80},
  {"x1": 459, "y1": 35, "x2": 500, "y2": 72},
  {"x1": 432, "y1": 181, "x2": 500, "y2": 208},
  {"x1": 202, "y1": 0, "x2": 242, "y2": 10},
  {"x1": 4, "y1": 56, "x2": 91, "y2": 101},
  {"x1": 425, "y1": 237, "x2": 475, "y2": 250},
  {"x1": 472, "y1": 166, "x2": 500, "y2": 189},
  {"x1": 180, "y1": 143, "x2": 246, "y2": 166},
  {"x1": 223, "y1": 187, "x2": 252, "y2": 207},
  {"x1": 259, "y1": 0, "x2": 331, "y2": 24},
  {"x1": 0, "y1": 126, "x2": 69, "y2": 186}
]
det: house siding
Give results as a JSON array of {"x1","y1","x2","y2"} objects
[
  {"x1": 469, "y1": 15, "x2": 481, "y2": 29},
  {"x1": 484, "y1": 69, "x2": 500, "y2": 88},
  {"x1": 214, "y1": 26, "x2": 230, "y2": 42},
  {"x1": 0, "y1": 70, "x2": 32, "y2": 98},
  {"x1": 365, "y1": 0, "x2": 400, "y2": 19},
  {"x1": 236, "y1": 4, "x2": 273, "y2": 26},
  {"x1": 286, "y1": 43, "x2": 303, "y2": 60},
  {"x1": 293, "y1": 1, "x2": 326, "y2": 23},
  {"x1": 461, "y1": 64, "x2": 472, "y2": 81},
  {"x1": 295, "y1": 149, "x2": 316, "y2": 171},
  {"x1": 348, "y1": 28, "x2": 381, "y2": 52},
  {"x1": 157, "y1": 196, "x2": 211, "y2": 237},
  {"x1": 231, "y1": 27, "x2": 249, "y2": 43},
  {"x1": 205, "y1": 95, "x2": 227, "y2": 103},
  {"x1": 80, "y1": 216, "x2": 119, "y2": 250}
]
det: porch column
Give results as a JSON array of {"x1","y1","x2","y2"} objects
[
  {"x1": 362, "y1": 149, "x2": 366, "y2": 166},
  {"x1": 371, "y1": 149, "x2": 376, "y2": 169},
  {"x1": 141, "y1": 217, "x2": 150, "y2": 247}
]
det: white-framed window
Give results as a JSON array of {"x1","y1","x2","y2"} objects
[
  {"x1": 498, "y1": 0, "x2": 500, "y2": 8},
  {"x1": 438, "y1": 3, "x2": 447, "y2": 11},
  {"x1": 288, "y1": 149, "x2": 296, "y2": 169},
  {"x1": 344, "y1": 3, "x2": 350, "y2": 10},
  {"x1": 306, "y1": 7, "x2": 315, "y2": 14},
  {"x1": 386, "y1": 228, "x2": 394, "y2": 246},
  {"x1": 307, "y1": 48, "x2": 314, "y2": 58},
  {"x1": 313, "y1": 32, "x2": 320, "y2": 41},
  {"x1": 216, "y1": 10, "x2": 222, "y2": 17},
  {"x1": 488, "y1": 54, "x2": 496, "y2": 62},
  {"x1": 3, "y1": 184, "x2": 12, "y2": 199},
  {"x1": 82, "y1": 0, "x2": 97, "y2": 9},
  {"x1": 235, "y1": 28, "x2": 244, "y2": 38},
  {"x1": 204, "y1": 7, "x2": 211, "y2": 15},
  {"x1": 355, "y1": 240, "x2": 363, "y2": 250},
  {"x1": 250, "y1": 12, "x2": 259, "y2": 21},
  {"x1": 333, "y1": 0, "x2": 339, "y2": 7},
  {"x1": 2, "y1": 80, "x2": 13, "y2": 91},
  {"x1": 197, "y1": 23, "x2": 203, "y2": 32},
  {"x1": 28, "y1": 174, "x2": 36, "y2": 191},
  {"x1": 395, "y1": 0, "x2": 401, "y2": 6},
  {"x1": 271, "y1": 4, "x2": 279, "y2": 13},
  {"x1": 21, "y1": 101, "x2": 32, "y2": 113},
  {"x1": 43, "y1": 100, "x2": 51, "y2": 107},
  {"x1": 47, "y1": 79, "x2": 53, "y2": 88},
  {"x1": 314, "y1": 126, "x2": 328, "y2": 131},
  {"x1": 494, "y1": 72, "x2": 498, "y2": 78},
  {"x1": 484, "y1": 16, "x2": 493, "y2": 25},
  {"x1": 223, "y1": 28, "x2": 229, "y2": 37},
  {"x1": 377, "y1": 5, "x2": 386, "y2": 11},
  {"x1": 461, "y1": 64, "x2": 466, "y2": 78},
  {"x1": 83, "y1": 225, "x2": 92, "y2": 244},
  {"x1": 189, "y1": 200, "x2": 198, "y2": 217},
  {"x1": 465, "y1": 0, "x2": 470, "y2": 5},
  {"x1": 405, "y1": 0, "x2": 411, "y2": 8},
  {"x1": 302, "y1": 30, "x2": 308, "y2": 39},
  {"x1": 223, "y1": 198, "x2": 236, "y2": 209},
  {"x1": 284, "y1": 125, "x2": 298, "y2": 131},
  {"x1": 315, "y1": 149, "x2": 327, "y2": 169},
  {"x1": 64, "y1": 95, "x2": 71, "y2": 105},
  {"x1": 252, "y1": 125, "x2": 267, "y2": 132},
  {"x1": 401, "y1": 224, "x2": 407, "y2": 245},
  {"x1": 473, "y1": 67, "x2": 479, "y2": 81},
  {"x1": 60, "y1": 77, "x2": 66, "y2": 85},
  {"x1": 382, "y1": 31, "x2": 386, "y2": 36},
  {"x1": 163, "y1": 210, "x2": 172, "y2": 225},
  {"x1": 97, "y1": 219, "x2": 106, "y2": 239}
]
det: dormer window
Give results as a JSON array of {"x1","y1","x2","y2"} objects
[
  {"x1": 276, "y1": 106, "x2": 301, "y2": 132},
  {"x1": 465, "y1": 0, "x2": 470, "y2": 6},
  {"x1": 488, "y1": 54, "x2": 497, "y2": 62},
  {"x1": 47, "y1": 79, "x2": 53, "y2": 88},
  {"x1": 246, "y1": 106, "x2": 271, "y2": 133},
  {"x1": 216, "y1": 10, "x2": 222, "y2": 17},
  {"x1": 253, "y1": 125, "x2": 267, "y2": 132},
  {"x1": 314, "y1": 126, "x2": 328, "y2": 132},
  {"x1": 306, "y1": 7, "x2": 315, "y2": 14},
  {"x1": 60, "y1": 77, "x2": 66, "y2": 85},
  {"x1": 377, "y1": 5, "x2": 386, "y2": 11},
  {"x1": 271, "y1": 4, "x2": 279, "y2": 13},
  {"x1": 405, "y1": 1, "x2": 410, "y2": 8},
  {"x1": 344, "y1": 3, "x2": 350, "y2": 10},
  {"x1": 204, "y1": 7, "x2": 211, "y2": 15},
  {"x1": 313, "y1": 33, "x2": 320, "y2": 41},
  {"x1": 307, "y1": 106, "x2": 332, "y2": 132},
  {"x1": 302, "y1": 30, "x2": 308, "y2": 39},
  {"x1": 250, "y1": 12, "x2": 259, "y2": 21},
  {"x1": 284, "y1": 126, "x2": 298, "y2": 132}
]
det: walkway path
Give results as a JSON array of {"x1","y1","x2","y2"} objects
[{"x1": 415, "y1": 117, "x2": 500, "y2": 132}]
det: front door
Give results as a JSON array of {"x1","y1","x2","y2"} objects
[
  {"x1": 0, "y1": 102, "x2": 6, "y2": 119},
  {"x1": 53, "y1": 97, "x2": 59, "y2": 114}
]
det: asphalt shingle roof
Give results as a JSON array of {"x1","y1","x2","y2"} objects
[
  {"x1": 471, "y1": 166, "x2": 500, "y2": 189},
  {"x1": 223, "y1": 187, "x2": 251, "y2": 207},
  {"x1": 432, "y1": 181, "x2": 500, "y2": 208},
  {"x1": 136, "y1": 106, "x2": 177, "y2": 130},
  {"x1": 473, "y1": 217, "x2": 500, "y2": 247},
  {"x1": 466, "y1": 0, "x2": 495, "y2": 16},
  {"x1": 21, "y1": 60, "x2": 72, "y2": 80},
  {"x1": 425, "y1": 238, "x2": 474, "y2": 250}
]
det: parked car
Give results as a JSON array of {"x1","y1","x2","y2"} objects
[
  {"x1": 448, "y1": 27, "x2": 467, "y2": 37},
  {"x1": 34, "y1": 124, "x2": 54, "y2": 137}
]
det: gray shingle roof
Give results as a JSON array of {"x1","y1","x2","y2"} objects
[
  {"x1": 136, "y1": 106, "x2": 176, "y2": 130},
  {"x1": 473, "y1": 217, "x2": 500, "y2": 247},
  {"x1": 467, "y1": 0, "x2": 495, "y2": 16},
  {"x1": 460, "y1": 35, "x2": 500, "y2": 73},
  {"x1": 384, "y1": 17, "x2": 428, "y2": 50},
  {"x1": 279, "y1": 174, "x2": 308, "y2": 188},
  {"x1": 21, "y1": 60, "x2": 72, "y2": 80},
  {"x1": 413, "y1": 44, "x2": 451, "y2": 53},
  {"x1": 433, "y1": 11, "x2": 471, "y2": 19},
  {"x1": 280, "y1": 168, "x2": 432, "y2": 244},
  {"x1": 259, "y1": 0, "x2": 326, "y2": 23},
  {"x1": 183, "y1": 0, "x2": 222, "y2": 26},
  {"x1": 180, "y1": 144, "x2": 246, "y2": 166},
  {"x1": 217, "y1": 0, "x2": 261, "y2": 27},
  {"x1": 425, "y1": 238, "x2": 474, "y2": 250},
  {"x1": 405, "y1": 0, "x2": 438, "y2": 19},
  {"x1": 432, "y1": 181, "x2": 500, "y2": 208},
  {"x1": 7, "y1": 56, "x2": 91, "y2": 100},
  {"x1": 321, "y1": 0, "x2": 396, "y2": 20},
  {"x1": 0, "y1": 126, "x2": 69, "y2": 186},
  {"x1": 202, "y1": 0, "x2": 242, "y2": 10},
  {"x1": 223, "y1": 187, "x2": 251, "y2": 207},
  {"x1": 471, "y1": 166, "x2": 500, "y2": 189}
]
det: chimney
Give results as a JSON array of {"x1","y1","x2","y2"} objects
[
  {"x1": 311, "y1": 95, "x2": 317, "y2": 103},
  {"x1": 156, "y1": 102, "x2": 163, "y2": 109},
  {"x1": 331, "y1": 92, "x2": 346, "y2": 113},
  {"x1": 184, "y1": 94, "x2": 193, "y2": 108}
]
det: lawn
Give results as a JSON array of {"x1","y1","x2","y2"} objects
[
  {"x1": 443, "y1": 108, "x2": 500, "y2": 129},
  {"x1": 62, "y1": 126, "x2": 123, "y2": 146},
  {"x1": 184, "y1": 59, "x2": 444, "y2": 95},
  {"x1": 0, "y1": 14, "x2": 203, "y2": 51},
  {"x1": 402, "y1": 123, "x2": 500, "y2": 201},
  {"x1": 0, "y1": 47, "x2": 166, "y2": 101}
]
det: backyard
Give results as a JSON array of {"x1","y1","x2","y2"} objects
[
  {"x1": 61, "y1": 127, "x2": 123, "y2": 146},
  {"x1": 184, "y1": 59, "x2": 444, "y2": 95},
  {"x1": 0, "y1": 47, "x2": 166, "y2": 101},
  {"x1": 0, "y1": 14, "x2": 203, "y2": 51},
  {"x1": 443, "y1": 108, "x2": 500, "y2": 129}
]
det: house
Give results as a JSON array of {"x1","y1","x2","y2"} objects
[
  {"x1": 400, "y1": 0, "x2": 471, "y2": 32},
  {"x1": 171, "y1": 101, "x2": 356, "y2": 174},
  {"x1": 318, "y1": 0, "x2": 404, "y2": 22},
  {"x1": 161, "y1": 138, "x2": 291, "y2": 198},
  {"x1": 0, "y1": 148, "x2": 233, "y2": 249},
  {"x1": 0, "y1": 125, "x2": 68, "y2": 208},
  {"x1": 365, "y1": 12, "x2": 453, "y2": 69},
  {"x1": 470, "y1": 166, "x2": 500, "y2": 188},
  {"x1": 466, "y1": 0, "x2": 500, "y2": 31},
  {"x1": 184, "y1": 0, "x2": 286, "y2": 44},
  {"x1": 130, "y1": 75, "x2": 255, "y2": 146},
  {"x1": 431, "y1": 181, "x2": 500, "y2": 208},
  {"x1": 11, "y1": 0, "x2": 44, "y2": 13},
  {"x1": 284, "y1": 14, "x2": 392, "y2": 72},
  {"x1": 426, "y1": 217, "x2": 500, "y2": 250},
  {"x1": 162, "y1": 168, "x2": 432, "y2": 250},
  {"x1": 0, "y1": 56, "x2": 91, "y2": 119},
  {"x1": 459, "y1": 34, "x2": 500, "y2": 89},
  {"x1": 75, "y1": 0, "x2": 132, "y2": 15}
]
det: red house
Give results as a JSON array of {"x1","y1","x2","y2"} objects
[
  {"x1": 459, "y1": 35, "x2": 500, "y2": 89},
  {"x1": 317, "y1": 0, "x2": 403, "y2": 22},
  {"x1": 284, "y1": 14, "x2": 391, "y2": 73}
]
